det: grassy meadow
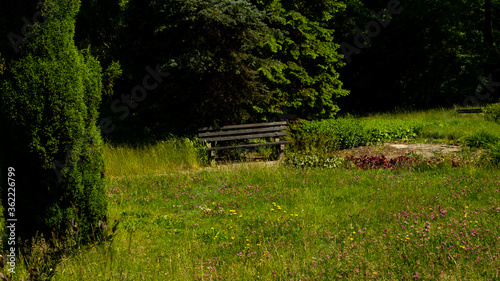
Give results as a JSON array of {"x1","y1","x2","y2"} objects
[
  {"x1": 362, "y1": 108, "x2": 500, "y2": 144},
  {"x1": 48, "y1": 165, "x2": 500, "y2": 280},
  {"x1": 102, "y1": 138, "x2": 203, "y2": 178},
  {"x1": 3, "y1": 108, "x2": 500, "y2": 280}
]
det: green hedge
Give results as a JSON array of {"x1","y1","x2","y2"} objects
[{"x1": 292, "y1": 118, "x2": 424, "y2": 153}]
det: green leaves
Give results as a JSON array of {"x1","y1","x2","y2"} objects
[
  {"x1": 263, "y1": 2, "x2": 349, "y2": 119},
  {"x1": 115, "y1": 0, "x2": 348, "y2": 133},
  {"x1": 293, "y1": 118, "x2": 424, "y2": 153}
]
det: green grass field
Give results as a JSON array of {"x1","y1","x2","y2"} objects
[
  {"x1": 3, "y1": 108, "x2": 500, "y2": 280},
  {"x1": 366, "y1": 108, "x2": 500, "y2": 144},
  {"x1": 51, "y1": 166, "x2": 499, "y2": 280}
]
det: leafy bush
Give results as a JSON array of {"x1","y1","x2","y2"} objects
[
  {"x1": 483, "y1": 102, "x2": 500, "y2": 123},
  {"x1": 486, "y1": 142, "x2": 500, "y2": 166},
  {"x1": 363, "y1": 119, "x2": 424, "y2": 142},
  {"x1": 292, "y1": 118, "x2": 423, "y2": 153},
  {"x1": 286, "y1": 153, "x2": 344, "y2": 169},
  {"x1": 293, "y1": 119, "x2": 368, "y2": 152},
  {"x1": 462, "y1": 131, "x2": 500, "y2": 148}
]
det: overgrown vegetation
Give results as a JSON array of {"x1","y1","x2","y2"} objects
[
  {"x1": 291, "y1": 118, "x2": 424, "y2": 153},
  {"x1": 1, "y1": 108, "x2": 500, "y2": 279},
  {"x1": 103, "y1": 138, "x2": 205, "y2": 177},
  {"x1": 1, "y1": 0, "x2": 500, "y2": 278},
  {"x1": 486, "y1": 142, "x2": 500, "y2": 166},
  {"x1": 6, "y1": 165, "x2": 499, "y2": 280},
  {"x1": 483, "y1": 101, "x2": 500, "y2": 123},
  {"x1": 463, "y1": 130, "x2": 500, "y2": 149}
]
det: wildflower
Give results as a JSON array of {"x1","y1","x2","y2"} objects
[
  {"x1": 353, "y1": 232, "x2": 356, "y2": 234},
  {"x1": 239, "y1": 215, "x2": 242, "y2": 218},
  {"x1": 257, "y1": 244, "x2": 261, "y2": 246},
  {"x1": 231, "y1": 237, "x2": 235, "y2": 240},
  {"x1": 271, "y1": 208, "x2": 275, "y2": 211},
  {"x1": 349, "y1": 238, "x2": 353, "y2": 241}
]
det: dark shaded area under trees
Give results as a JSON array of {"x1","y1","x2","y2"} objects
[{"x1": 68, "y1": 0, "x2": 500, "y2": 142}]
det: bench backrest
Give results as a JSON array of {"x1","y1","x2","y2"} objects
[
  {"x1": 456, "y1": 108, "x2": 483, "y2": 113},
  {"x1": 198, "y1": 121, "x2": 288, "y2": 143}
]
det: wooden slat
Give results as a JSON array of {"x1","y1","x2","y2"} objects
[
  {"x1": 198, "y1": 121, "x2": 287, "y2": 132},
  {"x1": 202, "y1": 132, "x2": 288, "y2": 142},
  {"x1": 205, "y1": 141, "x2": 293, "y2": 151},
  {"x1": 199, "y1": 126, "x2": 286, "y2": 138},
  {"x1": 456, "y1": 108, "x2": 483, "y2": 113}
]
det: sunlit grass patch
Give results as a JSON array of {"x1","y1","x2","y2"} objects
[
  {"x1": 32, "y1": 166, "x2": 500, "y2": 280},
  {"x1": 103, "y1": 138, "x2": 202, "y2": 177}
]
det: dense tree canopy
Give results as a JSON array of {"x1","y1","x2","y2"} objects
[
  {"x1": 2, "y1": 0, "x2": 500, "y2": 139},
  {"x1": 99, "y1": 0, "x2": 349, "y2": 138}
]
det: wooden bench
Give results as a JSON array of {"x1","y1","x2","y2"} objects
[
  {"x1": 456, "y1": 108, "x2": 483, "y2": 113},
  {"x1": 198, "y1": 121, "x2": 293, "y2": 163}
]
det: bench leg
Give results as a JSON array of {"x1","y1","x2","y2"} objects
[
  {"x1": 207, "y1": 143, "x2": 216, "y2": 165},
  {"x1": 278, "y1": 144, "x2": 285, "y2": 161},
  {"x1": 275, "y1": 138, "x2": 285, "y2": 161},
  {"x1": 210, "y1": 150, "x2": 216, "y2": 165}
]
